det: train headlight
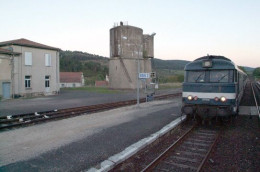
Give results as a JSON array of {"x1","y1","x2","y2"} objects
[
  {"x1": 187, "y1": 95, "x2": 193, "y2": 101},
  {"x1": 214, "y1": 97, "x2": 219, "y2": 101},
  {"x1": 202, "y1": 60, "x2": 212, "y2": 68},
  {"x1": 220, "y1": 96, "x2": 227, "y2": 102},
  {"x1": 194, "y1": 96, "x2": 198, "y2": 100}
]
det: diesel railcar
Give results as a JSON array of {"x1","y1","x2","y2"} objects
[{"x1": 182, "y1": 55, "x2": 247, "y2": 120}]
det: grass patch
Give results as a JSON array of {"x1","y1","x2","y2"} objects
[
  {"x1": 61, "y1": 86, "x2": 121, "y2": 94},
  {"x1": 158, "y1": 82, "x2": 182, "y2": 90}
]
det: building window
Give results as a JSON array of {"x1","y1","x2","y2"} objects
[
  {"x1": 25, "y1": 52, "x2": 32, "y2": 65},
  {"x1": 45, "y1": 76, "x2": 50, "y2": 87},
  {"x1": 25, "y1": 76, "x2": 31, "y2": 88},
  {"x1": 45, "y1": 54, "x2": 51, "y2": 66}
]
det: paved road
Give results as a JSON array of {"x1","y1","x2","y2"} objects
[
  {"x1": 0, "y1": 88, "x2": 181, "y2": 116},
  {"x1": 0, "y1": 98, "x2": 182, "y2": 172}
]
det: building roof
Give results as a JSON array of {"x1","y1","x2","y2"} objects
[
  {"x1": 0, "y1": 48, "x2": 21, "y2": 55},
  {"x1": 0, "y1": 38, "x2": 60, "y2": 51},
  {"x1": 60, "y1": 72, "x2": 83, "y2": 83}
]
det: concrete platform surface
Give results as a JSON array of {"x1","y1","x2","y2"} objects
[
  {"x1": 0, "y1": 97, "x2": 182, "y2": 171},
  {"x1": 239, "y1": 106, "x2": 260, "y2": 116},
  {"x1": 87, "y1": 115, "x2": 186, "y2": 172},
  {"x1": 0, "y1": 88, "x2": 181, "y2": 116}
]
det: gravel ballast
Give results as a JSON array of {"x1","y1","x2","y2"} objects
[{"x1": 202, "y1": 116, "x2": 260, "y2": 171}]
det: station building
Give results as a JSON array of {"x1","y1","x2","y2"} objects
[{"x1": 0, "y1": 38, "x2": 60, "y2": 99}]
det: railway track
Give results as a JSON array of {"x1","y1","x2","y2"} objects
[
  {"x1": 0, "y1": 93, "x2": 181, "y2": 130},
  {"x1": 141, "y1": 124, "x2": 220, "y2": 172},
  {"x1": 251, "y1": 81, "x2": 260, "y2": 120}
]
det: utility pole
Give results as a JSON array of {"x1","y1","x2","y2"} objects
[{"x1": 137, "y1": 50, "x2": 140, "y2": 106}]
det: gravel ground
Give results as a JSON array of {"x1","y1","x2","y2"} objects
[
  {"x1": 0, "y1": 88, "x2": 180, "y2": 116},
  {"x1": 202, "y1": 115, "x2": 260, "y2": 171}
]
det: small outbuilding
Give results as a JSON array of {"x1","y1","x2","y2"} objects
[{"x1": 60, "y1": 72, "x2": 84, "y2": 88}]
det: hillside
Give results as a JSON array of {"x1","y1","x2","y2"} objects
[
  {"x1": 153, "y1": 58, "x2": 190, "y2": 70},
  {"x1": 59, "y1": 50, "x2": 255, "y2": 84},
  {"x1": 60, "y1": 50, "x2": 108, "y2": 81},
  {"x1": 243, "y1": 66, "x2": 255, "y2": 74},
  {"x1": 59, "y1": 51, "x2": 189, "y2": 76}
]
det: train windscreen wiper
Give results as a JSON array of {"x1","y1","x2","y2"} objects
[
  {"x1": 195, "y1": 73, "x2": 204, "y2": 82},
  {"x1": 217, "y1": 74, "x2": 228, "y2": 82}
]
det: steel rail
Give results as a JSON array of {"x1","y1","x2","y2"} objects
[
  {"x1": 141, "y1": 124, "x2": 196, "y2": 172},
  {"x1": 0, "y1": 100, "x2": 137, "y2": 130},
  {"x1": 141, "y1": 124, "x2": 220, "y2": 172},
  {"x1": 197, "y1": 129, "x2": 221, "y2": 172}
]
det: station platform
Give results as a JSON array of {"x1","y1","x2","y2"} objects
[{"x1": 0, "y1": 97, "x2": 182, "y2": 171}]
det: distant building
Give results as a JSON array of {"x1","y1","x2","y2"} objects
[
  {"x1": 60, "y1": 72, "x2": 84, "y2": 88},
  {"x1": 0, "y1": 38, "x2": 60, "y2": 99}
]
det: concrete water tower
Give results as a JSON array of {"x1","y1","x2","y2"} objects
[{"x1": 109, "y1": 22, "x2": 155, "y2": 89}]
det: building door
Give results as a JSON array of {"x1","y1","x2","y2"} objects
[
  {"x1": 45, "y1": 76, "x2": 50, "y2": 93},
  {"x1": 2, "y1": 82, "x2": 11, "y2": 99}
]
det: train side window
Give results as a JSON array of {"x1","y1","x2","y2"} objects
[
  {"x1": 234, "y1": 70, "x2": 237, "y2": 82},
  {"x1": 229, "y1": 70, "x2": 234, "y2": 82}
]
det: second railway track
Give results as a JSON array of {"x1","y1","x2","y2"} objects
[
  {"x1": 251, "y1": 81, "x2": 260, "y2": 120},
  {"x1": 142, "y1": 124, "x2": 220, "y2": 172},
  {"x1": 0, "y1": 93, "x2": 181, "y2": 131}
]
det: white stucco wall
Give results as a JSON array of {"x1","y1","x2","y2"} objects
[
  {"x1": 60, "y1": 82, "x2": 82, "y2": 88},
  {"x1": 0, "y1": 54, "x2": 12, "y2": 97},
  {"x1": 1, "y1": 45, "x2": 60, "y2": 97}
]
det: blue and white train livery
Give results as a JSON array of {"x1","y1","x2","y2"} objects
[{"x1": 182, "y1": 55, "x2": 247, "y2": 120}]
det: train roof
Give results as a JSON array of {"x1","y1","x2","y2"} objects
[
  {"x1": 194, "y1": 55, "x2": 231, "y2": 62},
  {"x1": 185, "y1": 55, "x2": 237, "y2": 71}
]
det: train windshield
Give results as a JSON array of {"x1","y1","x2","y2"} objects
[
  {"x1": 187, "y1": 71, "x2": 205, "y2": 82},
  {"x1": 210, "y1": 70, "x2": 229, "y2": 82}
]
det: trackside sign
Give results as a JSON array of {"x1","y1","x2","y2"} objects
[{"x1": 139, "y1": 73, "x2": 150, "y2": 79}]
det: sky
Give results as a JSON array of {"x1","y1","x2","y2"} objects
[{"x1": 1, "y1": 0, "x2": 259, "y2": 67}]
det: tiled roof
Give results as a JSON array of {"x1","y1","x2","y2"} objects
[
  {"x1": 0, "y1": 48, "x2": 21, "y2": 55},
  {"x1": 60, "y1": 72, "x2": 83, "y2": 83},
  {"x1": 0, "y1": 38, "x2": 60, "y2": 51}
]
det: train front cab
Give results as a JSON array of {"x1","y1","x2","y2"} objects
[{"x1": 182, "y1": 57, "x2": 247, "y2": 120}]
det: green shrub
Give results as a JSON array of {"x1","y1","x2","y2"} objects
[
  {"x1": 253, "y1": 67, "x2": 260, "y2": 77},
  {"x1": 158, "y1": 74, "x2": 184, "y2": 83}
]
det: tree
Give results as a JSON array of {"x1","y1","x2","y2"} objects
[
  {"x1": 238, "y1": 66, "x2": 247, "y2": 73},
  {"x1": 253, "y1": 67, "x2": 260, "y2": 77}
]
